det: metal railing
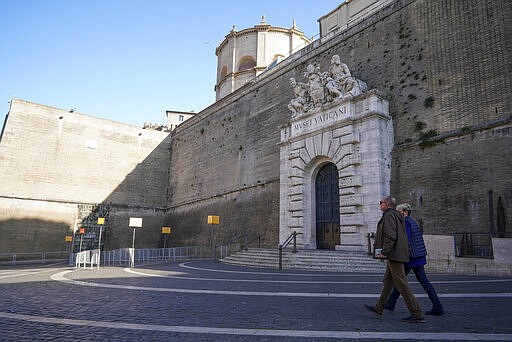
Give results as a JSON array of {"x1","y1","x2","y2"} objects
[
  {"x1": 214, "y1": 233, "x2": 243, "y2": 261},
  {"x1": 215, "y1": 233, "x2": 262, "y2": 261},
  {"x1": 454, "y1": 233, "x2": 493, "y2": 258},
  {"x1": 278, "y1": 231, "x2": 302, "y2": 270},
  {"x1": 75, "y1": 249, "x2": 100, "y2": 269},
  {"x1": 70, "y1": 246, "x2": 202, "y2": 267},
  {"x1": 241, "y1": 234, "x2": 262, "y2": 251},
  {"x1": 366, "y1": 232, "x2": 375, "y2": 256},
  {"x1": 0, "y1": 251, "x2": 70, "y2": 266}
]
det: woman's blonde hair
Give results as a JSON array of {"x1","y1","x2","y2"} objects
[{"x1": 396, "y1": 203, "x2": 412, "y2": 213}]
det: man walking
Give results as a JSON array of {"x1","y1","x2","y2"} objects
[{"x1": 365, "y1": 196, "x2": 425, "y2": 323}]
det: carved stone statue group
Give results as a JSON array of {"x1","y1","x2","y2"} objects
[{"x1": 288, "y1": 55, "x2": 367, "y2": 117}]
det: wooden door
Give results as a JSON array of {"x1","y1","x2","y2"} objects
[{"x1": 315, "y1": 163, "x2": 340, "y2": 250}]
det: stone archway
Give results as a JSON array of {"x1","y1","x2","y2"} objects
[{"x1": 279, "y1": 90, "x2": 392, "y2": 252}]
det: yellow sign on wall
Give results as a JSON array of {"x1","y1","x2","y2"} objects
[
  {"x1": 207, "y1": 215, "x2": 220, "y2": 225},
  {"x1": 97, "y1": 217, "x2": 105, "y2": 225},
  {"x1": 65, "y1": 236, "x2": 73, "y2": 242},
  {"x1": 162, "y1": 227, "x2": 171, "y2": 234}
]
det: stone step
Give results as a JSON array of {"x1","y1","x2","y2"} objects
[
  {"x1": 220, "y1": 248, "x2": 386, "y2": 272},
  {"x1": 222, "y1": 254, "x2": 381, "y2": 266}
]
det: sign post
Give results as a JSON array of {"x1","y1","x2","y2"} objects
[
  {"x1": 161, "y1": 226, "x2": 171, "y2": 248},
  {"x1": 129, "y1": 217, "x2": 143, "y2": 268},
  {"x1": 207, "y1": 215, "x2": 220, "y2": 260},
  {"x1": 97, "y1": 217, "x2": 105, "y2": 269},
  {"x1": 65, "y1": 234, "x2": 73, "y2": 264},
  {"x1": 78, "y1": 227, "x2": 86, "y2": 253}
]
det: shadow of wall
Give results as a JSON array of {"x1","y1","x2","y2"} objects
[
  {"x1": 65, "y1": 132, "x2": 173, "y2": 252},
  {"x1": 0, "y1": 218, "x2": 71, "y2": 253},
  {"x1": 163, "y1": 183, "x2": 280, "y2": 252}
]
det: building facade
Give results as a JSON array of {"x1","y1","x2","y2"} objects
[
  {"x1": 166, "y1": 110, "x2": 195, "y2": 131},
  {"x1": 0, "y1": 0, "x2": 511, "y2": 275},
  {"x1": 215, "y1": 16, "x2": 311, "y2": 100}
]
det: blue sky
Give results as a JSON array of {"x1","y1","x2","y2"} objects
[{"x1": 1, "y1": 1, "x2": 342, "y2": 126}]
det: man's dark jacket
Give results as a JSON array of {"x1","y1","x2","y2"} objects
[{"x1": 374, "y1": 208, "x2": 409, "y2": 262}]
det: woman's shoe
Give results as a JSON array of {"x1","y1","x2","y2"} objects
[
  {"x1": 401, "y1": 315, "x2": 425, "y2": 323},
  {"x1": 426, "y1": 308, "x2": 444, "y2": 316},
  {"x1": 384, "y1": 301, "x2": 395, "y2": 311}
]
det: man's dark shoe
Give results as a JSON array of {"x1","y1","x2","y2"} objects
[
  {"x1": 426, "y1": 308, "x2": 444, "y2": 316},
  {"x1": 401, "y1": 315, "x2": 425, "y2": 323},
  {"x1": 384, "y1": 302, "x2": 395, "y2": 311},
  {"x1": 364, "y1": 304, "x2": 382, "y2": 316}
]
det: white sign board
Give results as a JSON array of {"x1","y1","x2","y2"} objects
[{"x1": 129, "y1": 217, "x2": 143, "y2": 228}]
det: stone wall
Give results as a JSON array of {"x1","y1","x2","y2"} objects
[
  {"x1": 0, "y1": 99, "x2": 170, "y2": 253},
  {"x1": 166, "y1": 0, "x2": 511, "y2": 255},
  {"x1": 165, "y1": 79, "x2": 286, "y2": 248}
]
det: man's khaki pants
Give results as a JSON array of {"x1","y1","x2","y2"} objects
[{"x1": 375, "y1": 260, "x2": 423, "y2": 318}]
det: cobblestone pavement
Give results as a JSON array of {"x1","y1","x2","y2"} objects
[{"x1": 1, "y1": 260, "x2": 512, "y2": 341}]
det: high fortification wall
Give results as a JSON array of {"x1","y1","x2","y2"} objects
[
  {"x1": 0, "y1": 99, "x2": 170, "y2": 253},
  {"x1": 165, "y1": 0, "x2": 511, "y2": 249},
  {"x1": 316, "y1": 0, "x2": 512, "y2": 236}
]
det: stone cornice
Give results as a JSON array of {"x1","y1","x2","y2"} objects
[{"x1": 216, "y1": 25, "x2": 310, "y2": 53}]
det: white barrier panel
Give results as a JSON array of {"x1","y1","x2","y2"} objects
[
  {"x1": 71, "y1": 247, "x2": 201, "y2": 267},
  {"x1": 75, "y1": 249, "x2": 100, "y2": 269}
]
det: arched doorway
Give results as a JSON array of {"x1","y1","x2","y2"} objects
[{"x1": 315, "y1": 163, "x2": 340, "y2": 250}]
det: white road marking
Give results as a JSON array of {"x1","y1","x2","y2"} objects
[
  {"x1": 127, "y1": 266, "x2": 512, "y2": 285},
  {"x1": 50, "y1": 270, "x2": 512, "y2": 298},
  {"x1": 0, "y1": 312, "x2": 510, "y2": 341},
  {"x1": 0, "y1": 267, "x2": 62, "y2": 280},
  {"x1": 125, "y1": 267, "x2": 384, "y2": 284}
]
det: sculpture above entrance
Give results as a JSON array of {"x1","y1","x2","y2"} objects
[
  {"x1": 280, "y1": 85, "x2": 392, "y2": 253},
  {"x1": 288, "y1": 55, "x2": 368, "y2": 117}
]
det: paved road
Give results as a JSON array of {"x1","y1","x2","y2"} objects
[{"x1": 1, "y1": 260, "x2": 511, "y2": 341}]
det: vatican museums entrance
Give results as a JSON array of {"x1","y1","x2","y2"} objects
[{"x1": 315, "y1": 163, "x2": 340, "y2": 250}]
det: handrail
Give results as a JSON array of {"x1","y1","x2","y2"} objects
[
  {"x1": 213, "y1": 233, "x2": 242, "y2": 261},
  {"x1": 278, "y1": 231, "x2": 302, "y2": 270},
  {"x1": 241, "y1": 234, "x2": 261, "y2": 251},
  {"x1": 214, "y1": 233, "x2": 262, "y2": 261},
  {"x1": 215, "y1": 233, "x2": 243, "y2": 249}
]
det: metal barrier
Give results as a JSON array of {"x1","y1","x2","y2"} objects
[
  {"x1": 366, "y1": 232, "x2": 375, "y2": 256},
  {"x1": 75, "y1": 249, "x2": 100, "y2": 269},
  {"x1": 218, "y1": 245, "x2": 229, "y2": 260},
  {"x1": 70, "y1": 246, "x2": 201, "y2": 267},
  {"x1": 0, "y1": 251, "x2": 69, "y2": 266},
  {"x1": 454, "y1": 233, "x2": 493, "y2": 258}
]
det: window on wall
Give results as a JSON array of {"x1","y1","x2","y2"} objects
[
  {"x1": 266, "y1": 54, "x2": 285, "y2": 70},
  {"x1": 220, "y1": 66, "x2": 227, "y2": 79},
  {"x1": 238, "y1": 56, "x2": 256, "y2": 71},
  {"x1": 179, "y1": 115, "x2": 184, "y2": 122}
]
